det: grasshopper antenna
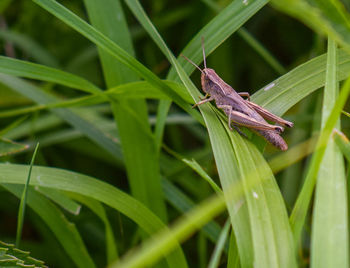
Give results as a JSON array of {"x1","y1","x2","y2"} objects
[
  {"x1": 201, "y1": 36, "x2": 207, "y2": 69},
  {"x1": 180, "y1": 53, "x2": 204, "y2": 74}
]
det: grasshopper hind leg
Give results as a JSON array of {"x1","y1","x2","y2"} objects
[{"x1": 232, "y1": 124, "x2": 247, "y2": 138}]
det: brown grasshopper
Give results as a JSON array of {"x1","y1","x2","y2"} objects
[{"x1": 181, "y1": 39, "x2": 293, "y2": 150}]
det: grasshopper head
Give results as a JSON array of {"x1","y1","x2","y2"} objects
[
  {"x1": 203, "y1": 68, "x2": 217, "y2": 80},
  {"x1": 201, "y1": 68, "x2": 219, "y2": 94},
  {"x1": 201, "y1": 68, "x2": 224, "y2": 95}
]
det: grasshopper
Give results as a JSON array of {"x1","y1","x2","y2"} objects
[{"x1": 181, "y1": 39, "x2": 293, "y2": 150}]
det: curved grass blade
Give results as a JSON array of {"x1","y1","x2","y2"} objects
[
  {"x1": 0, "y1": 56, "x2": 102, "y2": 94},
  {"x1": 35, "y1": 187, "x2": 81, "y2": 215},
  {"x1": 0, "y1": 74, "x2": 123, "y2": 161},
  {"x1": 124, "y1": 2, "x2": 297, "y2": 267},
  {"x1": 237, "y1": 28, "x2": 286, "y2": 75},
  {"x1": 311, "y1": 39, "x2": 348, "y2": 268},
  {"x1": 0, "y1": 163, "x2": 186, "y2": 268},
  {"x1": 0, "y1": 81, "x2": 191, "y2": 118},
  {"x1": 223, "y1": 121, "x2": 297, "y2": 267},
  {"x1": 0, "y1": 30, "x2": 59, "y2": 67},
  {"x1": 0, "y1": 115, "x2": 28, "y2": 136},
  {"x1": 112, "y1": 192, "x2": 228, "y2": 268},
  {"x1": 0, "y1": 138, "x2": 29, "y2": 156},
  {"x1": 290, "y1": 75, "x2": 350, "y2": 246},
  {"x1": 208, "y1": 219, "x2": 230, "y2": 268},
  {"x1": 161, "y1": 179, "x2": 227, "y2": 252},
  {"x1": 334, "y1": 130, "x2": 350, "y2": 162},
  {"x1": 68, "y1": 193, "x2": 118, "y2": 264},
  {"x1": 200, "y1": 0, "x2": 286, "y2": 75},
  {"x1": 15, "y1": 142, "x2": 39, "y2": 247},
  {"x1": 156, "y1": 0, "x2": 269, "y2": 149},
  {"x1": 4, "y1": 184, "x2": 96, "y2": 268},
  {"x1": 252, "y1": 49, "x2": 350, "y2": 116}
]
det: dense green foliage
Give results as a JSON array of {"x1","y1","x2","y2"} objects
[{"x1": 1, "y1": 0, "x2": 350, "y2": 267}]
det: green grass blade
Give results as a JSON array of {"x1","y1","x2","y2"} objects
[
  {"x1": 237, "y1": 28, "x2": 286, "y2": 75},
  {"x1": 290, "y1": 75, "x2": 350, "y2": 246},
  {"x1": 268, "y1": 136, "x2": 317, "y2": 174},
  {"x1": 111, "y1": 192, "x2": 228, "y2": 268},
  {"x1": 0, "y1": 138, "x2": 29, "y2": 156},
  {"x1": 15, "y1": 142, "x2": 39, "y2": 247},
  {"x1": 0, "y1": 30, "x2": 59, "y2": 67},
  {"x1": 161, "y1": 179, "x2": 227, "y2": 252},
  {"x1": 208, "y1": 220, "x2": 230, "y2": 268},
  {"x1": 225, "y1": 126, "x2": 296, "y2": 268},
  {"x1": 83, "y1": 0, "x2": 168, "y2": 227},
  {"x1": 334, "y1": 130, "x2": 350, "y2": 162},
  {"x1": 0, "y1": 163, "x2": 187, "y2": 268},
  {"x1": 270, "y1": 0, "x2": 350, "y2": 53},
  {"x1": 227, "y1": 232, "x2": 240, "y2": 268},
  {"x1": 252, "y1": 49, "x2": 350, "y2": 116},
  {"x1": 68, "y1": 193, "x2": 118, "y2": 264},
  {"x1": 0, "y1": 56, "x2": 101, "y2": 94},
  {"x1": 0, "y1": 80, "x2": 191, "y2": 118},
  {"x1": 35, "y1": 187, "x2": 81, "y2": 215},
  {"x1": 124, "y1": 2, "x2": 296, "y2": 266},
  {"x1": 199, "y1": 0, "x2": 286, "y2": 75},
  {"x1": 0, "y1": 115, "x2": 28, "y2": 136},
  {"x1": 31, "y1": 0, "x2": 202, "y2": 123},
  {"x1": 0, "y1": 74, "x2": 123, "y2": 161},
  {"x1": 181, "y1": 158, "x2": 222, "y2": 194},
  {"x1": 4, "y1": 184, "x2": 96, "y2": 268},
  {"x1": 311, "y1": 38, "x2": 349, "y2": 268},
  {"x1": 166, "y1": 0, "x2": 269, "y2": 80},
  {"x1": 156, "y1": 0, "x2": 268, "y2": 149}
]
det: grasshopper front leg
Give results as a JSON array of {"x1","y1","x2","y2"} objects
[
  {"x1": 217, "y1": 104, "x2": 284, "y2": 132},
  {"x1": 192, "y1": 95, "x2": 215, "y2": 109},
  {"x1": 245, "y1": 100, "x2": 293, "y2": 128}
]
